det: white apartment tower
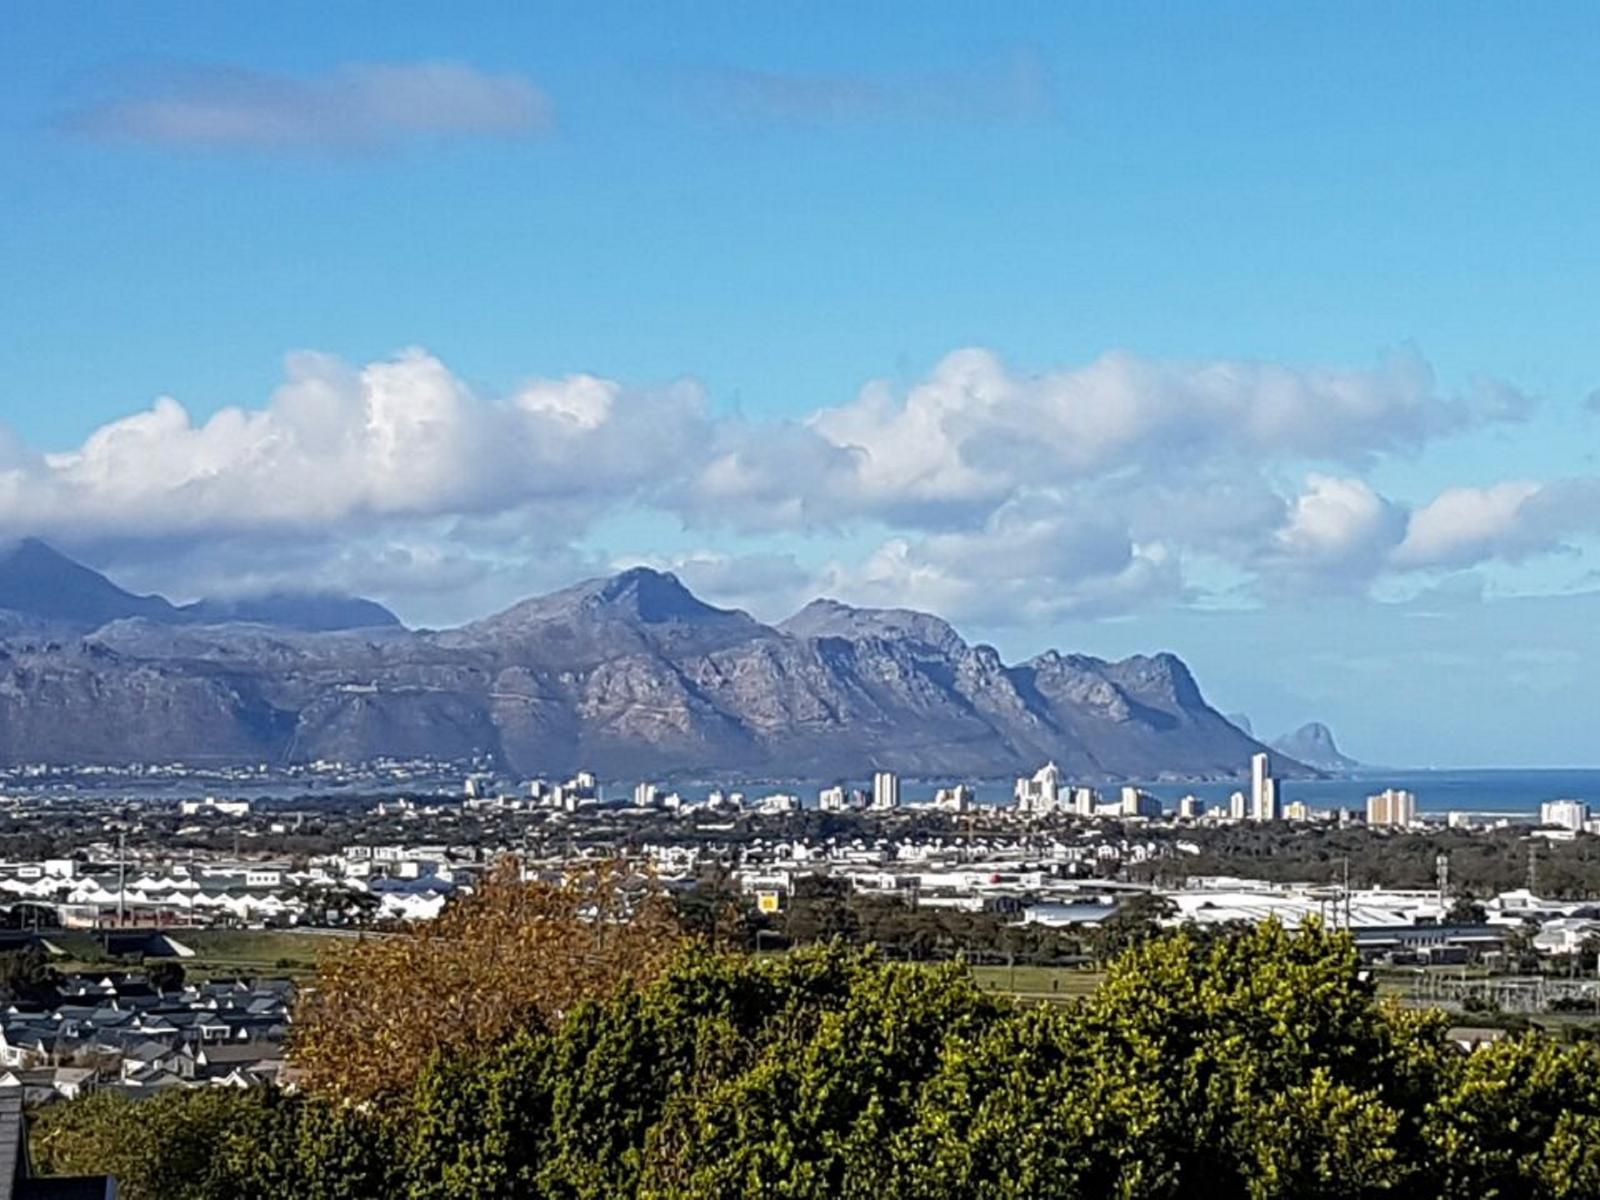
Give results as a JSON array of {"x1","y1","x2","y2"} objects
[
  {"x1": 1014, "y1": 762, "x2": 1063, "y2": 813},
  {"x1": 1540, "y1": 799, "x2": 1589, "y2": 832},
  {"x1": 872, "y1": 771, "x2": 900, "y2": 811},
  {"x1": 1250, "y1": 752, "x2": 1279, "y2": 822}
]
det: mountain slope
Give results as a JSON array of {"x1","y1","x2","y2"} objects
[
  {"x1": 0, "y1": 554, "x2": 1296, "y2": 779},
  {"x1": 0, "y1": 539, "x2": 400, "y2": 634},
  {"x1": 178, "y1": 592, "x2": 401, "y2": 632},
  {"x1": 1271, "y1": 722, "x2": 1362, "y2": 773},
  {"x1": 0, "y1": 539, "x2": 181, "y2": 628}
]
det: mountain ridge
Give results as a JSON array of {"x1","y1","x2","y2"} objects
[
  {"x1": 0, "y1": 539, "x2": 399, "y2": 633},
  {"x1": 0, "y1": 541, "x2": 1304, "y2": 779}
]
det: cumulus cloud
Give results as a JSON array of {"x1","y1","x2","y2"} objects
[
  {"x1": 1264, "y1": 475, "x2": 1407, "y2": 587},
  {"x1": 686, "y1": 347, "x2": 1524, "y2": 534},
  {"x1": 1393, "y1": 479, "x2": 1600, "y2": 569},
  {"x1": 0, "y1": 349, "x2": 708, "y2": 541},
  {"x1": 66, "y1": 61, "x2": 553, "y2": 153},
  {"x1": 1, "y1": 342, "x2": 1584, "y2": 626},
  {"x1": 810, "y1": 493, "x2": 1184, "y2": 627}
]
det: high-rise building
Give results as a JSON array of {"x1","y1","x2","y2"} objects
[
  {"x1": 1540, "y1": 798, "x2": 1589, "y2": 832},
  {"x1": 632, "y1": 782, "x2": 658, "y2": 808},
  {"x1": 1013, "y1": 762, "x2": 1062, "y2": 813},
  {"x1": 818, "y1": 785, "x2": 848, "y2": 812},
  {"x1": 872, "y1": 771, "x2": 900, "y2": 811},
  {"x1": 1250, "y1": 753, "x2": 1279, "y2": 822},
  {"x1": 1366, "y1": 788, "x2": 1417, "y2": 828},
  {"x1": 1228, "y1": 790, "x2": 1249, "y2": 821},
  {"x1": 1121, "y1": 786, "x2": 1162, "y2": 818},
  {"x1": 1072, "y1": 786, "x2": 1098, "y2": 818},
  {"x1": 1178, "y1": 794, "x2": 1204, "y2": 820},
  {"x1": 935, "y1": 784, "x2": 975, "y2": 812}
]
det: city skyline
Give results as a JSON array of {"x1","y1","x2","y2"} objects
[{"x1": 5, "y1": 5, "x2": 1600, "y2": 767}]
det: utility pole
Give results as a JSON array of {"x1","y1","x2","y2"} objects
[{"x1": 1341, "y1": 857, "x2": 1351, "y2": 929}]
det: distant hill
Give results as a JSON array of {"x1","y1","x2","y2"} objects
[
  {"x1": 0, "y1": 544, "x2": 1302, "y2": 779},
  {"x1": 178, "y1": 592, "x2": 401, "y2": 633},
  {"x1": 1271, "y1": 722, "x2": 1362, "y2": 773},
  {"x1": 0, "y1": 538, "x2": 181, "y2": 628},
  {"x1": 0, "y1": 538, "x2": 398, "y2": 633}
]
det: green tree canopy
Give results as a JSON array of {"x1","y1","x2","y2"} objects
[{"x1": 30, "y1": 922, "x2": 1600, "y2": 1200}]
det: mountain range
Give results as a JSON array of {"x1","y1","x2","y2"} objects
[{"x1": 0, "y1": 539, "x2": 1299, "y2": 780}]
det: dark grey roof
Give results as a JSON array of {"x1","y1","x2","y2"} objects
[{"x1": 0, "y1": 1082, "x2": 21, "y2": 1200}]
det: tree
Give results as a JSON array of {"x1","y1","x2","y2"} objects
[
  {"x1": 290, "y1": 856, "x2": 685, "y2": 1104},
  {"x1": 1446, "y1": 894, "x2": 1488, "y2": 925},
  {"x1": 0, "y1": 944, "x2": 57, "y2": 1005},
  {"x1": 1087, "y1": 892, "x2": 1177, "y2": 963},
  {"x1": 30, "y1": 1089, "x2": 269, "y2": 1200},
  {"x1": 1418, "y1": 1033, "x2": 1600, "y2": 1198},
  {"x1": 35, "y1": 920, "x2": 1600, "y2": 1199},
  {"x1": 145, "y1": 959, "x2": 186, "y2": 994}
]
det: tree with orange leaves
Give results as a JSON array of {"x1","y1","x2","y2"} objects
[{"x1": 290, "y1": 856, "x2": 685, "y2": 1104}]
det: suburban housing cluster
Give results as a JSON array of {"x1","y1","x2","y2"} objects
[{"x1": 0, "y1": 963, "x2": 290, "y2": 1104}]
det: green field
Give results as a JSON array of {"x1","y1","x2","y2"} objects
[
  {"x1": 968, "y1": 963, "x2": 1104, "y2": 1003},
  {"x1": 47, "y1": 928, "x2": 345, "y2": 980},
  {"x1": 170, "y1": 929, "x2": 341, "y2": 978}
]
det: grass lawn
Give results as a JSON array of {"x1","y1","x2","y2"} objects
[
  {"x1": 969, "y1": 963, "x2": 1104, "y2": 1003},
  {"x1": 48, "y1": 928, "x2": 348, "y2": 981},
  {"x1": 171, "y1": 929, "x2": 340, "y2": 978}
]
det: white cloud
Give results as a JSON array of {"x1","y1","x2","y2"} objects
[
  {"x1": 692, "y1": 346, "x2": 1523, "y2": 534},
  {"x1": 1266, "y1": 475, "x2": 1407, "y2": 585},
  {"x1": 0, "y1": 349, "x2": 709, "y2": 541},
  {"x1": 1393, "y1": 479, "x2": 1600, "y2": 569},
  {"x1": 813, "y1": 495, "x2": 1183, "y2": 627},
  {"x1": 2, "y1": 342, "x2": 1586, "y2": 626},
  {"x1": 68, "y1": 61, "x2": 553, "y2": 153}
]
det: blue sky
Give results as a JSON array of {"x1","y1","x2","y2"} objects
[{"x1": 2, "y1": 3, "x2": 1599, "y2": 766}]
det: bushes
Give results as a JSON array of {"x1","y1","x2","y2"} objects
[{"x1": 32, "y1": 924, "x2": 1600, "y2": 1199}]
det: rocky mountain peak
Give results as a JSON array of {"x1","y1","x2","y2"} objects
[
  {"x1": 779, "y1": 597, "x2": 967, "y2": 655},
  {"x1": 589, "y1": 567, "x2": 724, "y2": 623},
  {"x1": 1271, "y1": 721, "x2": 1361, "y2": 772}
]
